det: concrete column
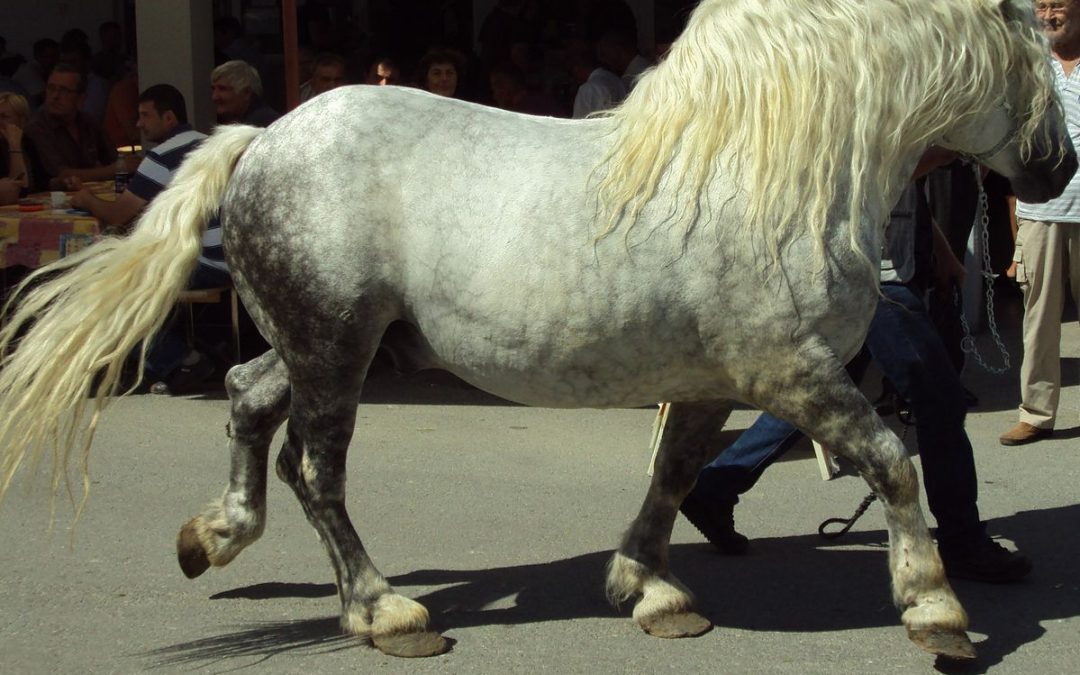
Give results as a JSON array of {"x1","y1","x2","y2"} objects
[{"x1": 136, "y1": 0, "x2": 215, "y2": 134}]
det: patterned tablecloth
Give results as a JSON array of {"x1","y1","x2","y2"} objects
[{"x1": 0, "y1": 184, "x2": 112, "y2": 269}]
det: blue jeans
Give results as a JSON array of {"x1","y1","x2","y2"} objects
[
  {"x1": 144, "y1": 264, "x2": 231, "y2": 380},
  {"x1": 694, "y1": 282, "x2": 983, "y2": 552}
]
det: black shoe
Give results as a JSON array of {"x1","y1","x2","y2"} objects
[
  {"x1": 941, "y1": 538, "x2": 1032, "y2": 584},
  {"x1": 679, "y1": 488, "x2": 749, "y2": 555},
  {"x1": 152, "y1": 353, "x2": 215, "y2": 396}
]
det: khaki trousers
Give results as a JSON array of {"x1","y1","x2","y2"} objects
[{"x1": 1013, "y1": 218, "x2": 1080, "y2": 428}]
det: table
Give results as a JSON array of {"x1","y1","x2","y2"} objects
[
  {"x1": 0, "y1": 183, "x2": 113, "y2": 269},
  {"x1": 0, "y1": 207, "x2": 99, "y2": 268}
]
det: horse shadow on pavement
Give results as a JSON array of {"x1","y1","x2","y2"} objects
[{"x1": 145, "y1": 503, "x2": 1080, "y2": 672}]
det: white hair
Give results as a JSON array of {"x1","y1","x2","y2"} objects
[
  {"x1": 212, "y1": 59, "x2": 263, "y2": 98},
  {"x1": 594, "y1": 0, "x2": 1056, "y2": 269}
]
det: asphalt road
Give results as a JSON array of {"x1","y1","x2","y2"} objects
[{"x1": 2, "y1": 290, "x2": 1079, "y2": 674}]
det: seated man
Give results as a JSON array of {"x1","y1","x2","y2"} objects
[
  {"x1": 679, "y1": 179, "x2": 1032, "y2": 584},
  {"x1": 70, "y1": 84, "x2": 204, "y2": 230},
  {"x1": 365, "y1": 57, "x2": 399, "y2": 86},
  {"x1": 570, "y1": 44, "x2": 626, "y2": 119},
  {"x1": 300, "y1": 52, "x2": 346, "y2": 102},
  {"x1": 211, "y1": 59, "x2": 279, "y2": 127},
  {"x1": 23, "y1": 63, "x2": 119, "y2": 188},
  {"x1": 70, "y1": 84, "x2": 226, "y2": 393}
]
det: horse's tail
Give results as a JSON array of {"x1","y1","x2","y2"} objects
[{"x1": 0, "y1": 124, "x2": 264, "y2": 513}]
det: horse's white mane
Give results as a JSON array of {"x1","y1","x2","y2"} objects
[{"x1": 596, "y1": 0, "x2": 1056, "y2": 267}]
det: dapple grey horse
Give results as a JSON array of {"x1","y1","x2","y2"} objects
[{"x1": 0, "y1": 0, "x2": 1075, "y2": 661}]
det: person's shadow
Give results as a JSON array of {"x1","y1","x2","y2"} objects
[{"x1": 145, "y1": 504, "x2": 1080, "y2": 672}]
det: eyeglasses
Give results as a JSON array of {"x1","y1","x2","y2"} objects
[
  {"x1": 45, "y1": 84, "x2": 78, "y2": 96},
  {"x1": 1036, "y1": 1, "x2": 1071, "y2": 14}
]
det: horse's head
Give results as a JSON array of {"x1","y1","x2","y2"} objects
[
  {"x1": 942, "y1": 84, "x2": 1077, "y2": 203},
  {"x1": 940, "y1": 0, "x2": 1077, "y2": 203}
]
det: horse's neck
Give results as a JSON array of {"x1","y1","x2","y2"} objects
[{"x1": 841, "y1": 151, "x2": 923, "y2": 252}]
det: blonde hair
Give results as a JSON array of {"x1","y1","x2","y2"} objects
[
  {"x1": 0, "y1": 92, "x2": 30, "y2": 127},
  {"x1": 0, "y1": 125, "x2": 263, "y2": 518},
  {"x1": 594, "y1": 0, "x2": 1056, "y2": 271}
]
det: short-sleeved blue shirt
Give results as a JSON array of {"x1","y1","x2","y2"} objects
[{"x1": 127, "y1": 125, "x2": 228, "y2": 272}]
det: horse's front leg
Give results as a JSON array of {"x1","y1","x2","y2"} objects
[
  {"x1": 607, "y1": 400, "x2": 732, "y2": 638},
  {"x1": 757, "y1": 343, "x2": 973, "y2": 660},
  {"x1": 177, "y1": 349, "x2": 291, "y2": 577},
  {"x1": 274, "y1": 372, "x2": 450, "y2": 658}
]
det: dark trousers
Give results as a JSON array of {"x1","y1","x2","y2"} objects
[
  {"x1": 694, "y1": 282, "x2": 983, "y2": 552},
  {"x1": 144, "y1": 264, "x2": 231, "y2": 380}
]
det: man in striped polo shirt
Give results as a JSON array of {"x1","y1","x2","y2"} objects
[
  {"x1": 70, "y1": 84, "x2": 202, "y2": 228},
  {"x1": 71, "y1": 84, "x2": 228, "y2": 287},
  {"x1": 71, "y1": 84, "x2": 227, "y2": 392},
  {"x1": 1000, "y1": 0, "x2": 1080, "y2": 445}
]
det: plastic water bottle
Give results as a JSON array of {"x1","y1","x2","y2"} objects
[{"x1": 114, "y1": 153, "x2": 130, "y2": 194}]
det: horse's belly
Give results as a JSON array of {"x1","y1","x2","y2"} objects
[
  {"x1": 445, "y1": 366, "x2": 732, "y2": 409},
  {"x1": 414, "y1": 324, "x2": 735, "y2": 408}
]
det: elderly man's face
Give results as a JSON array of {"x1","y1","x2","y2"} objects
[
  {"x1": 1037, "y1": 1, "x2": 1080, "y2": 49},
  {"x1": 211, "y1": 78, "x2": 252, "y2": 123}
]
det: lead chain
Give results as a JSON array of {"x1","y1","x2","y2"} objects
[{"x1": 956, "y1": 164, "x2": 1011, "y2": 375}]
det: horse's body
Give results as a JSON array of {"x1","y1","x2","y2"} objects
[
  {"x1": 230, "y1": 87, "x2": 871, "y2": 410},
  {"x1": 1, "y1": 0, "x2": 1076, "y2": 661}
]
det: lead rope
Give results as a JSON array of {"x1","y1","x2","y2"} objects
[
  {"x1": 957, "y1": 162, "x2": 1012, "y2": 375},
  {"x1": 818, "y1": 492, "x2": 877, "y2": 539},
  {"x1": 818, "y1": 422, "x2": 911, "y2": 539}
]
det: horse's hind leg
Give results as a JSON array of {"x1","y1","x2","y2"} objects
[
  {"x1": 274, "y1": 367, "x2": 449, "y2": 658},
  {"x1": 755, "y1": 344, "x2": 973, "y2": 660},
  {"x1": 608, "y1": 400, "x2": 732, "y2": 638},
  {"x1": 177, "y1": 349, "x2": 290, "y2": 578}
]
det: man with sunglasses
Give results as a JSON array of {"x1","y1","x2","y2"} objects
[
  {"x1": 1000, "y1": 0, "x2": 1080, "y2": 445},
  {"x1": 24, "y1": 63, "x2": 118, "y2": 190}
]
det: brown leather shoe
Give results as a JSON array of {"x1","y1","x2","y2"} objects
[{"x1": 999, "y1": 422, "x2": 1052, "y2": 446}]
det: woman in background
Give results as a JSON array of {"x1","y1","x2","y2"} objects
[
  {"x1": 0, "y1": 91, "x2": 32, "y2": 194},
  {"x1": 417, "y1": 47, "x2": 466, "y2": 98}
]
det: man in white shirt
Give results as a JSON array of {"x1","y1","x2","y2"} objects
[
  {"x1": 1000, "y1": 0, "x2": 1080, "y2": 445},
  {"x1": 571, "y1": 45, "x2": 627, "y2": 119}
]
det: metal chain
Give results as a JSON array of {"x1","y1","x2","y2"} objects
[
  {"x1": 956, "y1": 163, "x2": 1012, "y2": 375},
  {"x1": 817, "y1": 164, "x2": 1016, "y2": 541}
]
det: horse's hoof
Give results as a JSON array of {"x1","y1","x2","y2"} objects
[
  {"x1": 176, "y1": 519, "x2": 211, "y2": 579},
  {"x1": 371, "y1": 631, "x2": 453, "y2": 658},
  {"x1": 907, "y1": 628, "x2": 976, "y2": 660},
  {"x1": 640, "y1": 611, "x2": 712, "y2": 639}
]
